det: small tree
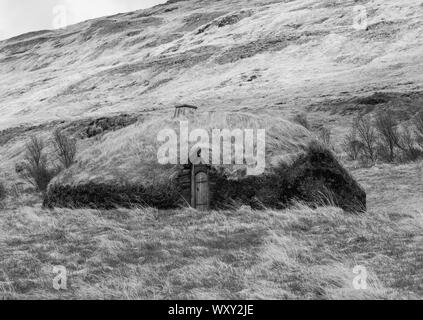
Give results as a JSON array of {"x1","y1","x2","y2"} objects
[
  {"x1": 374, "y1": 111, "x2": 400, "y2": 162},
  {"x1": 342, "y1": 127, "x2": 363, "y2": 161},
  {"x1": 53, "y1": 129, "x2": 77, "y2": 169},
  {"x1": 17, "y1": 136, "x2": 57, "y2": 193},
  {"x1": 397, "y1": 125, "x2": 423, "y2": 162},
  {"x1": 356, "y1": 115, "x2": 378, "y2": 163}
]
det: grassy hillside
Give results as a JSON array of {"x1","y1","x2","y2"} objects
[{"x1": 0, "y1": 0, "x2": 422, "y2": 130}]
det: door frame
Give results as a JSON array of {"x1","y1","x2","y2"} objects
[{"x1": 190, "y1": 164, "x2": 210, "y2": 210}]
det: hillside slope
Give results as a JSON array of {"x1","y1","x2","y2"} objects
[{"x1": 0, "y1": 0, "x2": 422, "y2": 130}]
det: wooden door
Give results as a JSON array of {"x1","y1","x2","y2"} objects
[{"x1": 195, "y1": 172, "x2": 209, "y2": 211}]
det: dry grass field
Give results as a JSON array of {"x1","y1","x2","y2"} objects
[{"x1": 0, "y1": 161, "x2": 421, "y2": 300}]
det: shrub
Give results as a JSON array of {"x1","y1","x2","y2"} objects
[
  {"x1": 342, "y1": 127, "x2": 363, "y2": 161},
  {"x1": 52, "y1": 129, "x2": 77, "y2": 169},
  {"x1": 356, "y1": 115, "x2": 378, "y2": 163},
  {"x1": 397, "y1": 125, "x2": 423, "y2": 162},
  {"x1": 293, "y1": 113, "x2": 311, "y2": 130},
  {"x1": 343, "y1": 111, "x2": 423, "y2": 166},
  {"x1": 17, "y1": 136, "x2": 58, "y2": 193},
  {"x1": 374, "y1": 111, "x2": 401, "y2": 162}
]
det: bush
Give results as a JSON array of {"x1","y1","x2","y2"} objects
[
  {"x1": 397, "y1": 125, "x2": 423, "y2": 162},
  {"x1": 343, "y1": 111, "x2": 423, "y2": 166},
  {"x1": 374, "y1": 111, "x2": 401, "y2": 162},
  {"x1": 356, "y1": 115, "x2": 378, "y2": 163},
  {"x1": 17, "y1": 136, "x2": 58, "y2": 193},
  {"x1": 342, "y1": 126, "x2": 363, "y2": 161},
  {"x1": 53, "y1": 129, "x2": 77, "y2": 169}
]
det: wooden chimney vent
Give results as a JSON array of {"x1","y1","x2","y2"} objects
[{"x1": 173, "y1": 104, "x2": 198, "y2": 118}]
